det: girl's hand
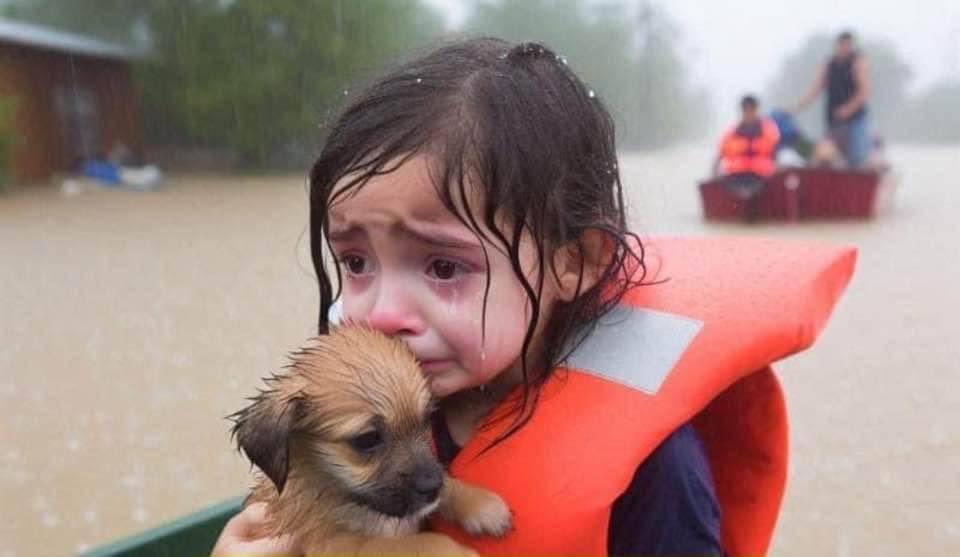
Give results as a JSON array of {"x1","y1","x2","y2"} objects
[{"x1": 211, "y1": 502, "x2": 300, "y2": 556}]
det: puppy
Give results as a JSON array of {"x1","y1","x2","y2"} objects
[{"x1": 231, "y1": 324, "x2": 511, "y2": 555}]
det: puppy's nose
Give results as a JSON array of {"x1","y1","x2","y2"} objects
[{"x1": 412, "y1": 465, "x2": 443, "y2": 499}]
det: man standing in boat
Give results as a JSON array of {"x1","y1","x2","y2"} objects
[{"x1": 790, "y1": 30, "x2": 872, "y2": 168}]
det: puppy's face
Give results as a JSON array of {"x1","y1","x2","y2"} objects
[{"x1": 232, "y1": 325, "x2": 443, "y2": 519}]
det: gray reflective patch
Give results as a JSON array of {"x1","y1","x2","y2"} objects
[
  {"x1": 565, "y1": 306, "x2": 703, "y2": 395},
  {"x1": 328, "y1": 298, "x2": 343, "y2": 325}
]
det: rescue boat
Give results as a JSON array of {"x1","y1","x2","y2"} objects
[{"x1": 698, "y1": 167, "x2": 895, "y2": 221}]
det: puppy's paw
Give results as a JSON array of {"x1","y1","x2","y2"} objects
[
  {"x1": 458, "y1": 488, "x2": 512, "y2": 538},
  {"x1": 440, "y1": 478, "x2": 513, "y2": 538}
]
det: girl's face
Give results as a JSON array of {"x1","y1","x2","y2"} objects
[{"x1": 328, "y1": 155, "x2": 555, "y2": 397}]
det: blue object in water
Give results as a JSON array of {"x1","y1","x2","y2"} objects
[
  {"x1": 80, "y1": 160, "x2": 122, "y2": 185},
  {"x1": 769, "y1": 109, "x2": 800, "y2": 145}
]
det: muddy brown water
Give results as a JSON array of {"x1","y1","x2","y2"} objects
[{"x1": 2, "y1": 145, "x2": 958, "y2": 556}]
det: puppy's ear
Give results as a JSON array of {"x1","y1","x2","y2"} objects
[{"x1": 231, "y1": 383, "x2": 304, "y2": 494}]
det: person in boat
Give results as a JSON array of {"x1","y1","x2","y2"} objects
[
  {"x1": 769, "y1": 109, "x2": 813, "y2": 164},
  {"x1": 712, "y1": 95, "x2": 780, "y2": 221},
  {"x1": 790, "y1": 30, "x2": 872, "y2": 169},
  {"x1": 713, "y1": 95, "x2": 780, "y2": 180},
  {"x1": 215, "y1": 37, "x2": 727, "y2": 556}
]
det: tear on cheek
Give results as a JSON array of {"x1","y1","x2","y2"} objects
[
  {"x1": 470, "y1": 300, "x2": 484, "y2": 328},
  {"x1": 432, "y1": 281, "x2": 481, "y2": 305}
]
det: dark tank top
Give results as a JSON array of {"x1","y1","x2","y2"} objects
[{"x1": 826, "y1": 52, "x2": 867, "y2": 125}]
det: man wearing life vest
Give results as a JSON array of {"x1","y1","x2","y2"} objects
[
  {"x1": 431, "y1": 236, "x2": 857, "y2": 556},
  {"x1": 714, "y1": 95, "x2": 781, "y2": 179}
]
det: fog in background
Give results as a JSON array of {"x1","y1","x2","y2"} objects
[
  {"x1": 434, "y1": 0, "x2": 960, "y2": 138},
  {"x1": 4, "y1": 0, "x2": 958, "y2": 174}
]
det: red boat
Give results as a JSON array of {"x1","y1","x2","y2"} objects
[{"x1": 699, "y1": 167, "x2": 895, "y2": 221}]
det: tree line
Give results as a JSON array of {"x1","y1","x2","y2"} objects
[
  {"x1": 4, "y1": 1, "x2": 957, "y2": 171},
  {"x1": 3, "y1": 0, "x2": 710, "y2": 168}
]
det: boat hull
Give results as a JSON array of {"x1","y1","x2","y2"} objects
[{"x1": 699, "y1": 168, "x2": 890, "y2": 221}]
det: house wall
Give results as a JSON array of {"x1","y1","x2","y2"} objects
[{"x1": 0, "y1": 42, "x2": 141, "y2": 183}]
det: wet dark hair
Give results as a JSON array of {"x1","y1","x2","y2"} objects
[
  {"x1": 740, "y1": 94, "x2": 758, "y2": 110},
  {"x1": 837, "y1": 30, "x2": 854, "y2": 43},
  {"x1": 309, "y1": 37, "x2": 646, "y2": 446}
]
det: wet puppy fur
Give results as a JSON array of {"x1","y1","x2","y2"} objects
[{"x1": 231, "y1": 325, "x2": 511, "y2": 554}]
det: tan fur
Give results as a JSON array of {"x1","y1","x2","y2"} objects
[{"x1": 232, "y1": 325, "x2": 511, "y2": 555}]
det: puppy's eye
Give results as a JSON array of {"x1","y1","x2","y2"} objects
[{"x1": 348, "y1": 431, "x2": 383, "y2": 453}]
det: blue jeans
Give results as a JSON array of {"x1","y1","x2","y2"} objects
[{"x1": 829, "y1": 112, "x2": 871, "y2": 168}]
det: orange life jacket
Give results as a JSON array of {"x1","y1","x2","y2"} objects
[
  {"x1": 430, "y1": 236, "x2": 857, "y2": 556},
  {"x1": 721, "y1": 117, "x2": 781, "y2": 177}
]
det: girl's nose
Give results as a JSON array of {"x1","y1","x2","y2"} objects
[{"x1": 365, "y1": 284, "x2": 426, "y2": 337}]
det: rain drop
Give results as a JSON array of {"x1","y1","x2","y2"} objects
[
  {"x1": 588, "y1": 90, "x2": 595, "y2": 99},
  {"x1": 416, "y1": 78, "x2": 422, "y2": 84},
  {"x1": 132, "y1": 508, "x2": 150, "y2": 523}
]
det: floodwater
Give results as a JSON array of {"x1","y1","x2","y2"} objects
[{"x1": 2, "y1": 144, "x2": 959, "y2": 556}]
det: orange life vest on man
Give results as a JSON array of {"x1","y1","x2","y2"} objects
[
  {"x1": 720, "y1": 117, "x2": 781, "y2": 177},
  {"x1": 430, "y1": 236, "x2": 856, "y2": 556}
]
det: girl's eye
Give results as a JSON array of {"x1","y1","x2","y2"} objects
[
  {"x1": 428, "y1": 259, "x2": 459, "y2": 280},
  {"x1": 340, "y1": 254, "x2": 370, "y2": 275}
]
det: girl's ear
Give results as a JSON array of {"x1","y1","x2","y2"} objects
[{"x1": 551, "y1": 229, "x2": 613, "y2": 302}]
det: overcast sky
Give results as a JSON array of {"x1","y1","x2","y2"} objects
[{"x1": 426, "y1": 0, "x2": 960, "y2": 122}]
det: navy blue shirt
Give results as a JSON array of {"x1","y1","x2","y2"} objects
[{"x1": 433, "y1": 417, "x2": 722, "y2": 555}]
